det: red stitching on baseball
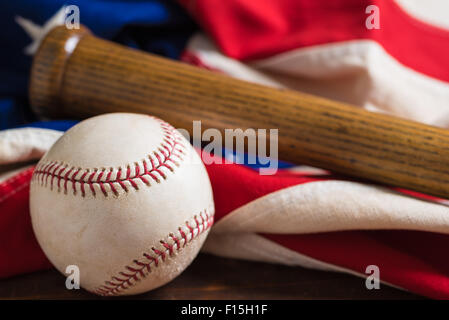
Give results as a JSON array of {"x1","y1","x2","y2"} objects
[
  {"x1": 152, "y1": 247, "x2": 166, "y2": 261},
  {"x1": 32, "y1": 121, "x2": 185, "y2": 197},
  {"x1": 161, "y1": 241, "x2": 174, "y2": 256},
  {"x1": 42, "y1": 163, "x2": 52, "y2": 184},
  {"x1": 170, "y1": 234, "x2": 181, "y2": 251},
  {"x1": 186, "y1": 221, "x2": 194, "y2": 239},
  {"x1": 88, "y1": 171, "x2": 96, "y2": 196},
  {"x1": 56, "y1": 165, "x2": 65, "y2": 190},
  {"x1": 71, "y1": 168, "x2": 80, "y2": 195},
  {"x1": 92, "y1": 210, "x2": 214, "y2": 296},
  {"x1": 63, "y1": 168, "x2": 73, "y2": 194},
  {"x1": 178, "y1": 227, "x2": 188, "y2": 248},
  {"x1": 143, "y1": 253, "x2": 158, "y2": 267}
]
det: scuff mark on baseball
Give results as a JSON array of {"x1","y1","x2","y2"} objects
[{"x1": 29, "y1": 113, "x2": 215, "y2": 296}]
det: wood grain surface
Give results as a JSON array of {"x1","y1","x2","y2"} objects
[
  {"x1": 0, "y1": 254, "x2": 420, "y2": 300},
  {"x1": 30, "y1": 26, "x2": 449, "y2": 199}
]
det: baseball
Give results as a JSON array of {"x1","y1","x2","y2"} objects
[{"x1": 29, "y1": 113, "x2": 215, "y2": 296}]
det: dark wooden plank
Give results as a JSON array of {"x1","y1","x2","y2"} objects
[{"x1": 0, "y1": 254, "x2": 421, "y2": 299}]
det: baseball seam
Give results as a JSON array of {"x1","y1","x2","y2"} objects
[
  {"x1": 93, "y1": 210, "x2": 214, "y2": 296},
  {"x1": 32, "y1": 120, "x2": 186, "y2": 197}
]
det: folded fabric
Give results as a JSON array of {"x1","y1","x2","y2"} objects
[
  {"x1": 179, "y1": 0, "x2": 449, "y2": 127},
  {"x1": 2, "y1": 126, "x2": 449, "y2": 298}
]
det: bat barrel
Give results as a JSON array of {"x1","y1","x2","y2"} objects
[{"x1": 30, "y1": 26, "x2": 449, "y2": 199}]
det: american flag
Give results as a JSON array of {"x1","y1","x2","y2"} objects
[{"x1": 2, "y1": 0, "x2": 449, "y2": 299}]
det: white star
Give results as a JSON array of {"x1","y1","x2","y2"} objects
[{"x1": 15, "y1": 6, "x2": 67, "y2": 55}]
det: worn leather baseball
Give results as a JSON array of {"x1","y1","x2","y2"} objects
[{"x1": 29, "y1": 113, "x2": 215, "y2": 296}]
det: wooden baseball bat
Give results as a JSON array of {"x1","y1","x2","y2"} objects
[{"x1": 30, "y1": 26, "x2": 449, "y2": 199}]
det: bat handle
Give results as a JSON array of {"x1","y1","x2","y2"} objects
[{"x1": 30, "y1": 26, "x2": 91, "y2": 117}]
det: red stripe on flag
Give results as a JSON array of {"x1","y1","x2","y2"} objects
[
  {"x1": 179, "y1": 0, "x2": 449, "y2": 82},
  {"x1": 205, "y1": 161, "x2": 331, "y2": 221},
  {"x1": 264, "y1": 231, "x2": 449, "y2": 299},
  {"x1": 0, "y1": 167, "x2": 51, "y2": 278}
]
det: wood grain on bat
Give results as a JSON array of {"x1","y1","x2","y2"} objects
[{"x1": 30, "y1": 26, "x2": 449, "y2": 199}]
